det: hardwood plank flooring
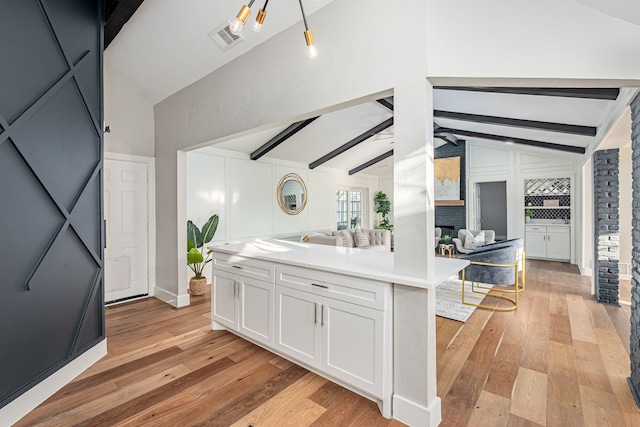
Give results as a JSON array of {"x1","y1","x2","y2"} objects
[{"x1": 14, "y1": 259, "x2": 640, "y2": 426}]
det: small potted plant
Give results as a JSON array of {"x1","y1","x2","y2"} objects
[
  {"x1": 187, "y1": 214, "x2": 219, "y2": 296},
  {"x1": 441, "y1": 234, "x2": 452, "y2": 245},
  {"x1": 525, "y1": 208, "x2": 533, "y2": 223}
]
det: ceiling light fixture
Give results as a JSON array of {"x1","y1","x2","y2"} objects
[{"x1": 229, "y1": 0, "x2": 318, "y2": 58}]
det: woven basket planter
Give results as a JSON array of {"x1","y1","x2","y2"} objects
[{"x1": 189, "y1": 277, "x2": 207, "y2": 296}]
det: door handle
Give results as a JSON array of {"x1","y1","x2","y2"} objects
[
  {"x1": 233, "y1": 280, "x2": 237, "y2": 297},
  {"x1": 232, "y1": 265, "x2": 244, "y2": 270},
  {"x1": 311, "y1": 283, "x2": 329, "y2": 289},
  {"x1": 314, "y1": 303, "x2": 319, "y2": 324},
  {"x1": 321, "y1": 304, "x2": 325, "y2": 327}
]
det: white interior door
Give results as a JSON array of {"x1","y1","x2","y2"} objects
[{"x1": 104, "y1": 159, "x2": 149, "y2": 303}]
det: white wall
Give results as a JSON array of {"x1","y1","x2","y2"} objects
[
  {"x1": 104, "y1": 70, "x2": 155, "y2": 157},
  {"x1": 467, "y1": 140, "x2": 582, "y2": 264},
  {"x1": 186, "y1": 148, "x2": 379, "y2": 244}
]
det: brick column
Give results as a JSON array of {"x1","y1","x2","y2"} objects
[
  {"x1": 629, "y1": 94, "x2": 640, "y2": 407},
  {"x1": 593, "y1": 149, "x2": 620, "y2": 305}
]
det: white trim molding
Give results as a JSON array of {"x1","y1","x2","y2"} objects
[
  {"x1": 0, "y1": 339, "x2": 107, "y2": 426},
  {"x1": 393, "y1": 394, "x2": 442, "y2": 427},
  {"x1": 154, "y1": 286, "x2": 190, "y2": 308}
]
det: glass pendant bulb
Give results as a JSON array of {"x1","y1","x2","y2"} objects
[
  {"x1": 229, "y1": 4, "x2": 252, "y2": 35},
  {"x1": 307, "y1": 43, "x2": 318, "y2": 58},
  {"x1": 253, "y1": 8, "x2": 266, "y2": 32},
  {"x1": 304, "y1": 29, "x2": 318, "y2": 58}
]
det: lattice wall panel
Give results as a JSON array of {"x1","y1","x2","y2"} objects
[{"x1": 0, "y1": 0, "x2": 103, "y2": 409}]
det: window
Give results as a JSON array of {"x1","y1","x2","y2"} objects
[{"x1": 336, "y1": 188, "x2": 366, "y2": 230}]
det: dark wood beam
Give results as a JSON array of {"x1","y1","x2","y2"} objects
[
  {"x1": 104, "y1": 0, "x2": 146, "y2": 49},
  {"x1": 376, "y1": 98, "x2": 394, "y2": 111},
  {"x1": 434, "y1": 110, "x2": 597, "y2": 136},
  {"x1": 436, "y1": 128, "x2": 585, "y2": 154},
  {"x1": 434, "y1": 134, "x2": 458, "y2": 146},
  {"x1": 309, "y1": 118, "x2": 394, "y2": 169},
  {"x1": 434, "y1": 86, "x2": 620, "y2": 101},
  {"x1": 349, "y1": 150, "x2": 394, "y2": 175},
  {"x1": 250, "y1": 117, "x2": 320, "y2": 161}
]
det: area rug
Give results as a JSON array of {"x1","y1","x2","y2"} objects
[{"x1": 436, "y1": 277, "x2": 494, "y2": 322}]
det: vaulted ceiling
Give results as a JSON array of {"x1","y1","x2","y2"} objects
[{"x1": 104, "y1": 1, "x2": 638, "y2": 177}]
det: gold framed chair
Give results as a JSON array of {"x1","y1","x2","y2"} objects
[{"x1": 459, "y1": 239, "x2": 525, "y2": 312}]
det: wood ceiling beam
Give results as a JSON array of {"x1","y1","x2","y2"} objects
[
  {"x1": 434, "y1": 110, "x2": 597, "y2": 136},
  {"x1": 434, "y1": 86, "x2": 620, "y2": 101},
  {"x1": 104, "y1": 0, "x2": 146, "y2": 49},
  {"x1": 309, "y1": 117, "x2": 394, "y2": 169},
  {"x1": 436, "y1": 128, "x2": 585, "y2": 154},
  {"x1": 250, "y1": 117, "x2": 320, "y2": 161},
  {"x1": 376, "y1": 98, "x2": 394, "y2": 111},
  {"x1": 434, "y1": 134, "x2": 458, "y2": 146},
  {"x1": 349, "y1": 150, "x2": 394, "y2": 175}
]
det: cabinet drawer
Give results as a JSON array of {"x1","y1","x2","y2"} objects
[
  {"x1": 276, "y1": 265, "x2": 389, "y2": 311},
  {"x1": 212, "y1": 253, "x2": 275, "y2": 283},
  {"x1": 525, "y1": 225, "x2": 546, "y2": 232},
  {"x1": 546, "y1": 226, "x2": 570, "y2": 235}
]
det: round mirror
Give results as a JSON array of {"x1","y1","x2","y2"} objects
[{"x1": 277, "y1": 173, "x2": 307, "y2": 215}]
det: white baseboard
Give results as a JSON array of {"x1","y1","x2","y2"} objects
[
  {"x1": 393, "y1": 394, "x2": 441, "y2": 426},
  {"x1": 1, "y1": 339, "x2": 107, "y2": 426},
  {"x1": 154, "y1": 286, "x2": 191, "y2": 308}
]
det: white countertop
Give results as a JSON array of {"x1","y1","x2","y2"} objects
[
  {"x1": 526, "y1": 219, "x2": 571, "y2": 226},
  {"x1": 209, "y1": 239, "x2": 469, "y2": 290}
]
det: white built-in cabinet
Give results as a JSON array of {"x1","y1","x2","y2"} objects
[
  {"x1": 525, "y1": 224, "x2": 571, "y2": 261},
  {"x1": 211, "y1": 253, "x2": 392, "y2": 417},
  {"x1": 211, "y1": 254, "x2": 275, "y2": 348}
]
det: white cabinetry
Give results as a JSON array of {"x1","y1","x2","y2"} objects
[
  {"x1": 212, "y1": 252, "x2": 391, "y2": 415},
  {"x1": 275, "y1": 265, "x2": 389, "y2": 399},
  {"x1": 525, "y1": 225, "x2": 570, "y2": 261},
  {"x1": 211, "y1": 254, "x2": 275, "y2": 347}
]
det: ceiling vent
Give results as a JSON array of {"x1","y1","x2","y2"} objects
[{"x1": 208, "y1": 23, "x2": 245, "y2": 51}]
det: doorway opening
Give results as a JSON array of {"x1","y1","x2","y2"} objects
[{"x1": 475, "y1": 181, "x2": 507, "y2": 241}]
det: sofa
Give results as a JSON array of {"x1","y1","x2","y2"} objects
[{"x1": 304, "y1": 229, "x2": 391, "y2": 252}]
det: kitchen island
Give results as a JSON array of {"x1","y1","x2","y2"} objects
[{"x1": 209, "y1": 239, "x2": 468, "y2": 425}]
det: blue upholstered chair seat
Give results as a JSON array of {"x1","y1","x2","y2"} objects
[{"x1": 458, "y1": 238, "x2": 525, "y2": 312}]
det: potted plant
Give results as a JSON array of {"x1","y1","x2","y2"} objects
[
  {"x1": 441, "y1": 234, "x2": 452, "y2": 245},
  {"x1": 187, "y1": 214, "x2": 219, "y2": 295},
  {"x1": 374, "y1": 191, "x2": 393, "y2": 230},
  {"x1": 525, "y1": 208, "x2": 533, "y2": 223}
]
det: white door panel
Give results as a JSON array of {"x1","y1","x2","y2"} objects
[{"x1": 104, "y1": 159, "x2": 149, "y2": 303}]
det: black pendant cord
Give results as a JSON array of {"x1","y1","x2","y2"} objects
[
  {"x1": 298, "y1": 0, "x2": 309, "y2": 30},
  {"x1": 248, "y1": 0, "x2": 256, "y2": 7},
  {"x1": 262, "y1": 0, "x2": 270, "y2": 11}
]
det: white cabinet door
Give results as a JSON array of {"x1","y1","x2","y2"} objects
[
  {"x1": 322, "y1": 298, "x2": 384, "y2": 398},
  {"x1": 275, "y1": 286, "x2": 322, "y2": 369},
  {"x1": 547, "y1": 228, "x2": 571, "y2": 260},
  {"x1": 525, "y1": 230, "x2": 547, "y2": 259},
  {"x1": 212, "y1": 272, "x2": 238, "y2": 330},
  {"x1": 238, "y1": 276, "x2": 274, "y2": 347}
]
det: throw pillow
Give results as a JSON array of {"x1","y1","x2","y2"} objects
[
  {"x1": 472, "y1": 231, "x2": 485, "y2": 247},
  {"x1": 338, "y1": 230, "x2": 355, "y2": 248},
  {"x1": 354, "y1": 229, "x2": 370, "y2": 248},
  {"x1": 463, "y1": 230, "x2": 485, "y2": 249},
  {"x1": 462, "y1": 230, "x2": 476, "y2": 249}
]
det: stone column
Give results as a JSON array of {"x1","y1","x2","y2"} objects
[
  {"x1": 593, "y1": 149, "x2": 620, "y2": 305},
  {"x1": 629, "y1": 94, "x2": 640, "y2": 407}
]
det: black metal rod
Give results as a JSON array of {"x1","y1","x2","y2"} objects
[{"x1": 298, "y1": 0, "x2": 309, "y2": 30}]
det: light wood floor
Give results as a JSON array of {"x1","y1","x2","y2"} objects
[{"x1": 15, "y1": 260, "x2": 640, "y2": 426}]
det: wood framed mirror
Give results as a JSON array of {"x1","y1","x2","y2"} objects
[{"x1": 277, "y1": 173, "x2": 307, "y2": 215}]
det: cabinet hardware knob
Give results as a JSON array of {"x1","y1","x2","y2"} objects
[{"x1": 311, "y1": 283, "x2": 329, "y2": 289}]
